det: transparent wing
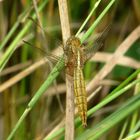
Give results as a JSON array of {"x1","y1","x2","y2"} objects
[
  {"x1": 83, "y1": 24, "x2": 111, "y2": 62},
  {"x1": 23, "y1": 40, "x2": 65, "y2": 113},
  {"x1": 23, "y1": 40, "x2": 62, "y2": 63}
]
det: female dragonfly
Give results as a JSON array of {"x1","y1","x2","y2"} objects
[
  {"x1": 64, "y1": 25, "x2": 109, "y2": 126},
  {"x1": 24, "y1": 26, "x2": 109, "y2": 127}
]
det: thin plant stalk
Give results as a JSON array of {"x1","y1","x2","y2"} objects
[
  {"x1": 122, "y1": 131, "x2": 140, "y2": 140},
  {"x1": 129, "y1": 74, "x2": 140, "y2": 131},
  {"x1": 77, "y1": 79, "x2": 140, "y2": 125},
  {"x1": 118, "y1": 120, "x2": 129, "y2": 140},
  {"x1": 128, "y1": 119, "x2": 140, "y2": 135},
  {"x1": 58, "y1": 0, "x2": 74, "y2": 139},
  {"x1": 81, "y1": 0, "x2": 116, "y2": 43},
  {"x1": 0, "y1": 0, "x2": 49, "y2": 72},
  {"x1": 0, "y1": 6, "x2": 33, "y2": 50},
  {"x1": 44, "y1": 77, "x2": 140, "y2": 139},
  {"x1": 76, "y1": 0, "x2": 102, "y2": 37},
  {"x1": 7, "y1": 57, "x2": 64, "y2": 140},
  {"x1": 7, "y1": 0, "x2": 116, "y2": 139},
  {"x1": 76, "y1": 94, "x2": 140, "y2": 140}
]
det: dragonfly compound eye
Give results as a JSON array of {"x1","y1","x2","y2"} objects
[{"x1": 66, "y1": 36, "x2": 81, "y2": 47}]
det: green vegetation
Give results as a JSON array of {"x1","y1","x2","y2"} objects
[{"x1": 0, "y1": 0, "x2": 140, "y2": 140}]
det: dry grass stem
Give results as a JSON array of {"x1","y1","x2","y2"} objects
[
  {"x1": 0, "y1": 61, "x2": 31, "y2": 76},
  {"x1": 44, "y1": 87, "x2": 103, "y2": 139},
  {"x1": 100, "y1": 79, "x2": 120, "y2": 86},
  {"x1": 1, "y1": 51, "x2": 139, "y2": 77},
  {"x1": 0, "y1": 51, "x2": 139, "y2": 93},
  {"x1": 87, "y1": 86, "x2": 102, "y2": 103},
  {"x1": 0, "y1": 58, "x2": 47, "y2": 93},
  {"x1": 87, "y1": 26, "x2": 140, "y2": 94},
  {"x1": 44, "y1": 83, "x2": 66, "y2": 96},
  {"x1": 58, "y1": 0, "x2": 71, "y2": 43},
  {"x1": 58, "y1": 0, "x2": 74, "y2": 139},
  {"x1": 91, "y1": 52, "x2": 140, "y2": 69},
  {"x1": 32, "y1": 0, "x2": 48, "y2": 50},
  {"x1": 1, "y1": 1, "x2": 140, "y2": 140},
  {"x1": 44, "y1": 118, "x2": 65, "y2": 140}
]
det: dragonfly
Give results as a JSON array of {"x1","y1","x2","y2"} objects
[
  {"x1": 24, "y1": 25, "x2": 109, "y2": 127},
  {"x1": 64, "y1": 36, "x2": 87, "y2": 127},
  {"x1": 63, "y1": 26, "x2": 110, "y2": 127}
]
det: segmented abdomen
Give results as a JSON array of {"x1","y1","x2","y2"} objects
[{"x1": 74, "y1": 67, "x2": 87, "y2": 127}]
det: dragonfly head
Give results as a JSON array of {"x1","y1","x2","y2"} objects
[
  {"x1": 66, "y1": 36, "x2": 81, "y2": 46},
  {"x1": 65, "y1": 36, "x2": 82, "y2": 55}
]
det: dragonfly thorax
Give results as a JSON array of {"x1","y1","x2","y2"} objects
[
  {"x1": 65, "y1": 37, "x2": 83, "y2": 59},
  {"x1": 66, "y1": 36, "x2": 81, "y2": 48},
  {"x1": 64, "y1": 36, "x2": 85, "y2": 75}
]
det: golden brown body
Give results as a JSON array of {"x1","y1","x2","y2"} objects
[
  {"x1": 74, "y1": 65, "x2": 87, "y2": 127},
  {"x1": 65, "y1": 36, "x2": 87, "y2": 127}
]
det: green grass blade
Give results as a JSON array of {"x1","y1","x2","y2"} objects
[
  {"x1": 76, "y1": 94, "x2": 140, "y2": 140},
  {"x1": 0, "y1": 7, "x2": 32, "y2": 51},
  {"x1": 128, "y1": 119, "x2": 140, "y2": 135},
  {"x1": 86, "y1": 78, "x2": 140, "y2": 119},
  {"x1": 7, "y1": 57, "x2": 64, "y2": 140},
  {"x1": 0, "y1": 0, "x2": 49, "y2": 72},
  {"x1": 7, "y1": 0, "x2": 118, "y2": 139},
  {"x1": 122, "y1": 131, "x2": 140, "y2": 140},
  {"x1": 6, "y1": 0, "x2": 118, "y2": 140},
  {"x1": 76, "y1": 0, "x2": 102, "y2": 37},
  {"x1": 44, "y1": 78, "x2": 140, "y2": 139},
  {"x1": 118, "y1": 120, "x2": 129, "y2": 140},
  {"x1": 81, "y1": 0, "x2": 116, "y2": 43},
  {"x1": 107, "y1": 69, "x2": 140, "y2": 98}
]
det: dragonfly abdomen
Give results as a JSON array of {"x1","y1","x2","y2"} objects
[{"x1": 74, "y1": 67, "x2": 87, "y2": 127}]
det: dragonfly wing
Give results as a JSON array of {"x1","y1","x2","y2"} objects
[
  {"x1": 83, "y1": 24, "x2": 111, "y2": 62},
  {"x1": 23, "y1": 40, "x2": 63, "y2": 63}
]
